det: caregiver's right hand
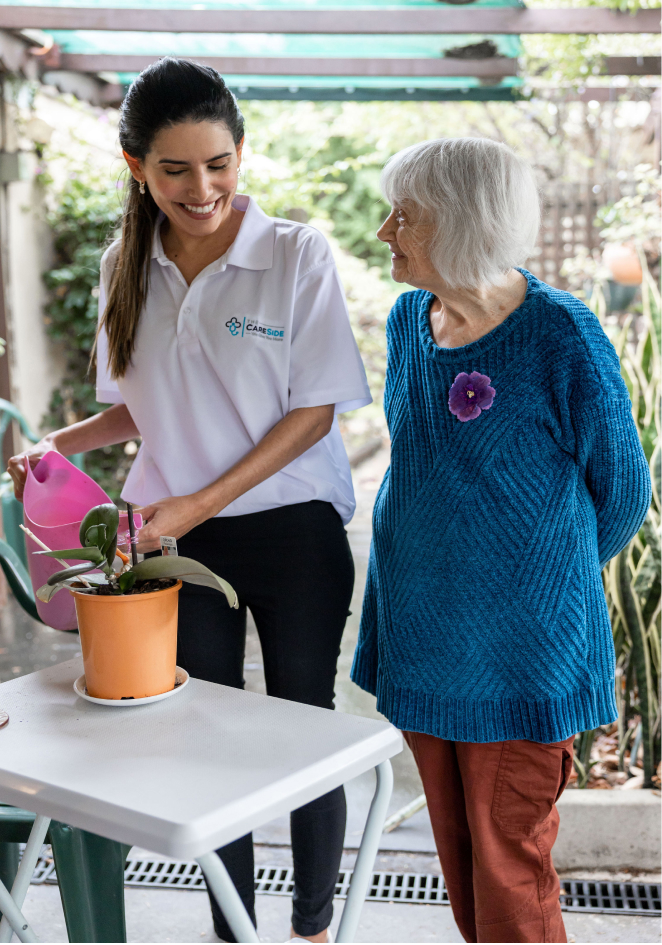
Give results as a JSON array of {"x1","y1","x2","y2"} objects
[{"x1": 7, "y1": 438, "x2": 57, "y2": 501}]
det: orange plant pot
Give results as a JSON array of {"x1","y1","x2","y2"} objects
[{"x1": 71, "y1": 581, "x2": 182, "y2": 700}]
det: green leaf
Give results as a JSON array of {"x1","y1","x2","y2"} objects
[
  {"x1": 37, "y1": 566, "x2": 101, "y2": 601},
  {"x1": 36, "y1": 581, "x2": 64, "y2": 603},
  {"x1": 35, "y1": 547, "x2": 105, "y2": 565},
  {"x1": 130, "y1": 556, "x2": 238, "y2": 609},
  {"x1": 84, "y1": 524, "x2": 107, "y2": 549},
  {"x1": 47, "y1": 562, "x2": 98, "y2": 586},
  {"x1": 118, "y1": 570, "x2": 137, "y2": 593},
  {"x1": 105, "y1": 534, "x2": 118, "y2": 568},
  {"x1": 79, "y1": 504, "x2": 119, "y2": 556},
  {"x1": 618, "y1": 550, "x2": 656, "y2": 788}
]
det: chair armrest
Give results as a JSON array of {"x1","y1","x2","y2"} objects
[
  {"x1": 0, "y1": 538, "x2": 43, "y2": 623},
  {"x1": 0, "y1": 399, "x2": 39, "y2": 445}
]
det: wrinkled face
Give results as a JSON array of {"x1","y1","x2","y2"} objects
[
  {"x1": 134, "y1": 120, "x2": 243, "y2": 237},
  {"x1": 377, "y1": 203, "x2": 439, "y2": 289}
]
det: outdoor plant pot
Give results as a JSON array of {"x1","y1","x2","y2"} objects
[
  {"x1": 37, "y1": 502, "x2": 237, "y2": 700},
  {"x1": 72, "y1": 580, "x2": 183, "y2": 700}
]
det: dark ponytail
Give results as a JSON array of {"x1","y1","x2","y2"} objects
[{"x1": 99, "y1": 57, "x2": 244, "y2": 379}]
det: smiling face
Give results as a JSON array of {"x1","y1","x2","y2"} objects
[
  {"x1": 131, "y1": 120, "x2": 243, "y2": 238},
  {"x1": 377, "y1": 203, "x2": 440, "y2": 291}
]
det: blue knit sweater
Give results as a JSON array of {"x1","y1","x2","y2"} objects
[{"x1": 351, "y1": 270, "x2": 651, "y2": 743}]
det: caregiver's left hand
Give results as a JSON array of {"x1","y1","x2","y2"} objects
[{"x1": 135, "y1": 494, "x2": 215, "y2": 553}]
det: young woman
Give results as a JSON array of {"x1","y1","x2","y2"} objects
[{"x1": 9, "y1": 58, "x2": 371, "y2": 944}]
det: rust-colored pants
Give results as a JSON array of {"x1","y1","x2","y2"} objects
[{"x1": 405, "y1": 731, "x2": 575, "y2": 944}]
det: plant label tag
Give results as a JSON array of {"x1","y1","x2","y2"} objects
[{"x1": 160, "y1": 536, "x2": 178, "y2": 556}]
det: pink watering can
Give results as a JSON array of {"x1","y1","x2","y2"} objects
[{"x1": 23, "y1": 451, "x2": 142, "y2": 630}]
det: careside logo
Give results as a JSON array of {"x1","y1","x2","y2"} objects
[
  {"x1": 246, "y1": 318, "x2": 285, "y2": 341},
  {"x1": 227, "y1": 316, "x2": 285, "y2": 341}
]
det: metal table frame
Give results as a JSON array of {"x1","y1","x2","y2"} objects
[
  {"x1": 0, "y1": 659, "x2": 400, "y2": 944},
  {"x1": 0, "y1": 762, "x2": 392, "y2": 944}
]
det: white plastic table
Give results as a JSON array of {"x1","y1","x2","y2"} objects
[{"x1": 0, "y1": 659, "x2": 402, "y2": 944}]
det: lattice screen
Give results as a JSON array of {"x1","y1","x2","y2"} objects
[{"x1": 526, "y1": 180, "x2": 629, "y2": 289}]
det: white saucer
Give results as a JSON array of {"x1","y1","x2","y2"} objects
[{"x1": 73, "y1": 667, "x2": 189, "y2": 706}]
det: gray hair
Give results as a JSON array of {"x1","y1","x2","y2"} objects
[{"x1": 381, "y1": 137, "x2": 540, "y2": 290}]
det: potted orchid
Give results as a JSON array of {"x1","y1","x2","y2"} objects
[{"x1": 36, "y1": 503, "x2": 237, "y2": 700}]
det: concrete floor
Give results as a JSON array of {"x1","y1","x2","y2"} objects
[
  {"x1": 2, "y1": 448, "x2": 661, "y2": 943},
  {"x1": 18, "y1": 875, "x2": 662, "y2": 944}
]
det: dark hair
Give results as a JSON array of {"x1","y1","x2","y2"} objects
[{"x1": 98, "y1": 57, "x2": 244, "y2": 378}]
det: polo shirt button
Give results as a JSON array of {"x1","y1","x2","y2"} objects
[{"x1": 183, "y1": 307, "x2": 191, "y2": 314}]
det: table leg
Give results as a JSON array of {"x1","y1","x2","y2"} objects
[
  {"x1": 0, "y1": 814, "x2": 50, "y2": 944},
  {"x1": 197, "y1": 851, "x2": 260, "y2": 944},
  {"x1": 336, "y1": 760, "x2": 393, "y2": 944}
]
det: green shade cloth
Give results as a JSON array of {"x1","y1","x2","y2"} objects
[
  {"x1": 111, "y1": 71, "x2": 522, "y2": 99},
  {"x1": 50, "y1": 30, "x2": 522, "y2": 58}
]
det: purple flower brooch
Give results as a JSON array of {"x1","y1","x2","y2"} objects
[{"x1": 448, "y1": 372, "x2": 496, "y2": 422}]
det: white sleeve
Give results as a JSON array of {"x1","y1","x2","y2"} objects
[
  {"x1": 95, "y1": 265, "x2": 125, "y2": 405},
  {"x1": 289, "y1": 260, "x2": 372, "y2": 414}
]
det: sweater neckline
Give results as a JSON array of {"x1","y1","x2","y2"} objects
[{"x1": 418, "y1": 268, "x2": 535, "y2": 363}]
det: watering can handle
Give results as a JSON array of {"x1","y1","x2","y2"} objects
[{"x1": 24, "y1": 451, "x2": 46, "y2": 488}]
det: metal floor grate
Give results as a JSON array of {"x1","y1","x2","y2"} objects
[
  {"x1": 255, "y1": 867, "x2": 449, "y2": 905},
  {"x1": 125, "y1": 859, "x2": 207, "y2": 889},
  {"x1": 30, "y1": 854, "x2": 661, "y2": 916},
  {"x1": 560, "y1": 880, "x2": 661, "y2": 917}
]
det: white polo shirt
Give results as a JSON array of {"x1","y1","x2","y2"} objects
[{"x1": 96, "y1": 194, "x2": 371, "y2": 523}]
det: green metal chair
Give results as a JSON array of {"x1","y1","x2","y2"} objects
[
  {"x1": 0, "y1": 808, "x2": 130, "y2": 943},
  {"x1": 0, "y1": 400, "x2": 131, "y2": 942}
]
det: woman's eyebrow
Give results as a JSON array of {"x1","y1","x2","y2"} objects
[{"x1": 157, "y1": 152, "x2": 232, "y2": 165}]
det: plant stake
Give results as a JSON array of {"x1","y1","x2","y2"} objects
[{"x1": 126, "y1": 502, "x2": 139, "y2": 567}]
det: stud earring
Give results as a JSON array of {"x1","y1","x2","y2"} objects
[{"x1": 139, "y1": 181, "x2": 145, "y2": 195}]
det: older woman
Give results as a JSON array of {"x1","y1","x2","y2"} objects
[{"x1": 351, "y1": 138, "x2": 651, "y2": 944}]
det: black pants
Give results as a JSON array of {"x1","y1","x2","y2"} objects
[{"x1": 175, "y1": 501, "x2": 354, "y2": 941}]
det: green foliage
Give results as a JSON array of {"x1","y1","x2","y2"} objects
[
  {"x1": 573, "y1": 729, "x2": 599, "y2": 788},
  {"x1": 523, "y1": 0, "x2": 661, "y2": 84},
  {"x1": 598, "y1": 165, "x2": 662, "y2": 249},
  {"x1": 36, "y1": 502, "x2": 238, "y2": 607},
  {"x1": 40, "y1": 547, "x2": 105, "y2": 565},
  {"x1": 80, "y1": 502, "x2": 119, "y2": 566},
  {"x1": 42, "y1": 175, "x2": 136, "y2": 499},
  {"x1": 562, "y1": 167, "x2": 661, "y2": 787},
  {"x1": 118, "y1": 570, "x2": 137, "y2": 594},
  {"x1": 240, "y1": 103, "x2": 393, "y2": 274},
  {"x1": 131, "y1": 555, "x2": 238, "y2": 608},
  {"x1": 588, "y1": 260, "x2": 661, "y2": 789}
]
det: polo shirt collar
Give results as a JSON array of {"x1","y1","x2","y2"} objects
[{"x1": 151, "y1": 194, "x2": 274, "y2": 272}]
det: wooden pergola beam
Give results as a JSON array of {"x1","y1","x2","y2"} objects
[
  {"x1": 605, "y1": 56, "x2": 661, "y2": 75},
  {"x1": 54, "y1": 53, "x2": 662, "y2": 80},
  {"x1": 58, "y1": 54, "x2": 519, "y2": 77},
  {"x1": 2, "y1": 6, "x2": 660, "y2": 34}
]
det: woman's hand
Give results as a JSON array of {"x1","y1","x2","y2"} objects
[
  {"x1": 7, "y1": 437, "x2": 57, "y2": 501},
  {"x1": 7, "y1": 405, "x2": 140, "y2": 502},
  {"x1": 135, "y1": 494, "x2": 216, "y2": 553}
]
